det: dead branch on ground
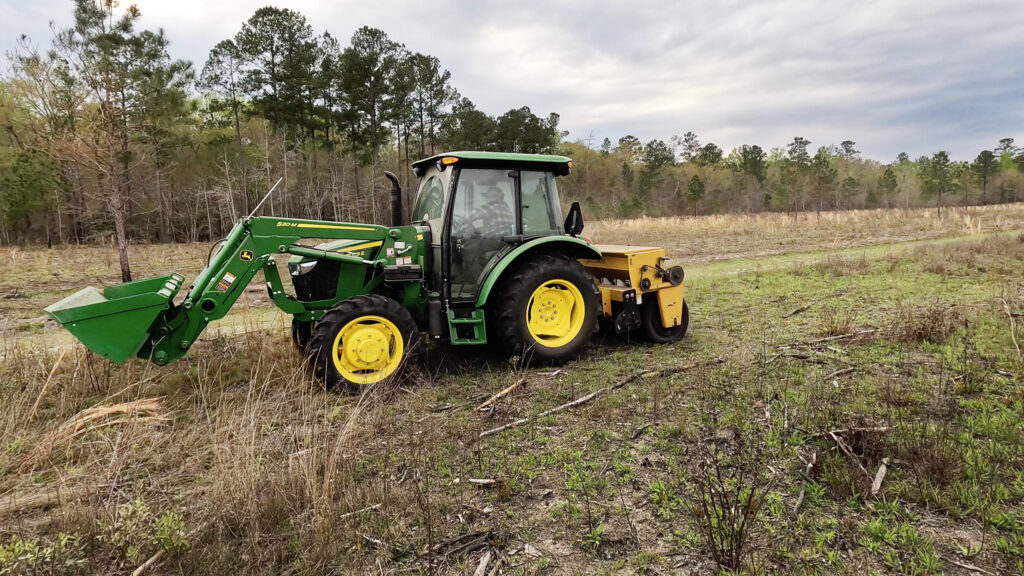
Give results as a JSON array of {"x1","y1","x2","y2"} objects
[
  {"x1": 477, "y1": 378, "x2": 526, "y2": 411},
  {"x1": 479, "y1": 359, "x2": 723, "y2": 438}
]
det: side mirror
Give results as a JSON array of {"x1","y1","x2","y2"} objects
[{"x1": 563, "y1": 202, "x2": 584, "y2": 236}]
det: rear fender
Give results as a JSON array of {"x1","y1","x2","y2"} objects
[{"x1": 475, "y1": 236, "x2": 602, "y2": 308}]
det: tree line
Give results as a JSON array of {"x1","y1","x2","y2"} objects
[
  {"x1": 0, "y1": 1, "x2": 561, "y2": 279},
  {"x1": 2, "y1": 1, "x2": 1023, "y2": 280},
  {"x1": 562, "y1": 134, "x2": 1024, "y2": 219}
]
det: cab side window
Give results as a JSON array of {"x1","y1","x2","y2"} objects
[
  {"x1": 520, "y1": 171, "x2": 562, "y2": 235},
  {"x1": 413, "y1": 175, "x2": 445, "y2": 223}
]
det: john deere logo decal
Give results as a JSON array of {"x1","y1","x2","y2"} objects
[{"x1": 239, "y1": 250, "x2": 254, "y2": 262}]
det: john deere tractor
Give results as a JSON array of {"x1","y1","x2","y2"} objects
[{"x1": 47, "y1": 152, "x2": 689, "y2": 389}]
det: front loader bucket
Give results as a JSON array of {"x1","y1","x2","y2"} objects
[{"x1": 45, "y1": 274, "x2": 185, "y2": 363}]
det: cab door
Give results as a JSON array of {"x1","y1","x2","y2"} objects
[
  {"x1": 446, "y1": 168, "x2": 519, "y2": 302},
  {"x1": 409, "y1": 168, "x2": 449, "y2": 292}
]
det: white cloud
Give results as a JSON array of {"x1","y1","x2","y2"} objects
[{"x1": 2, "y1": 0, "x2": 1021, "y2": 159}]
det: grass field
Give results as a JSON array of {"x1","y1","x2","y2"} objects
[{"x1": 1, "y1": 204, "x2": 1023, "y2": 575}]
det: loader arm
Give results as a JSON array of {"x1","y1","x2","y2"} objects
[{"x1": 47, "y1": 216, "x2": 402, "y2": 366}]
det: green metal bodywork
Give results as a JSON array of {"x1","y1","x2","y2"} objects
[
  {"x1": 46, "y1": 151, "x2": 606, "y2": 366},
  {"x1": 474, "y1": 235, "x2": 601, "y2": 307},
  {"x1": 46, "y1": 216, "x2": 428, "y2": 365}
]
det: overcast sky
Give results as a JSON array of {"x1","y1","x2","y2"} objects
[{"x1": 4, "y1": 0, "x2": 1022, "y2": 161}]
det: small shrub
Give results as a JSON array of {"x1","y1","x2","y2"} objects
[
  {"x1": 152, "y1": 511, "x2": 190, "y2": 554},
  {"x1": 98, "y1": 497, "x2": 153, "y2": 563},
  {"x1": 889, "y1": 302, "x2": 964, "y2": 344},
  {"x1": 690, "y1": 427, "x2": 773, "y2": 570},
  {"x1": 817, "y1": 306, "x2": 860, "y2": 337},
  {"x1": 580, "y1": 523, "x2": 604, "y2": 553},
  {"x1": 0, "y1": 533, "x2": 86, "y2": 576},
  {"x1": 648, "y1": 480, "x2": 682, "y2": 520},
  {"x1": 891, "y1": 422, "x2": 962, "y2": 487}
]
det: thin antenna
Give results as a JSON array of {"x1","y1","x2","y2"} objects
[{"x1": 248, "y1": 177, "x2": 283, "y2": 218}]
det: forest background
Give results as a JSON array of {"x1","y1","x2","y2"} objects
[{"x1": 2, "y1": 0, "x2": 1023, "y2": 280}]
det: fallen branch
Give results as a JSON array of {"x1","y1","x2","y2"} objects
[
  {"x1": 631, "y1": 422, "x2": 656, "y2": 439},
  {"x1": 359, "y1": 533, "x2": 384, "y2": 548},
  {"x1": 338, "y1": 503, "x2": 381, "y2": 521},
  {"x1": 779, "y1": 329, "x2": 877, "y2": 349},
  {"x1": 480, "y1": 359, "x2": 723, "y2": 438},
  {"x1": 945, "y1": 557, "x2": 996, "y2": 576},
  {"x1": 823, "y1": 367, "x2": 856, "y2": 381},
  {"x1": 792, "y1": 451, "x2": 817, "y2": 515},
  {"x1": 428, "y1": 530, "x2": 490, "y2": 559},
  {"x1": 804, "y1": 426, "x2": 891, "y2": 439},
  {"x1": 477, "y1": 378, "x2": 526, "y2": 411},
  {"x1": 828, "y1": 431, "x2": 871, "y2": 478},
  {"x1": 811, "y1": 349, "x2": 853, "y2": 365},
  {"x1": 871, "y1": 458, "x2": 891, "y2": 496},
  {"x1": 784, "y1": 302, "x2": 814, "y2": 318},
  {"x1": 474, "y1": 550, "x2": 493, "y2": 576},
  {"x1": 131, "y1": 550, "x2": 163, "y2": 576},
  {"x1": 806, "y1": 329, "x2": 877, "y2": 344},
  {"x1": 0, "y1": 485, "x2": 92, "y2": 518}
]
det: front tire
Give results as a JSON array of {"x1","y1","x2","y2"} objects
[
  {"x1": 306, "y1": 295, "x2": 420, "y2": 390},
  {"x1": 291, "y1": 318, "x2": 313, "y2": 351},
  {"x1": 492, "y1": 253, "x2": 600, "y2": 365}
]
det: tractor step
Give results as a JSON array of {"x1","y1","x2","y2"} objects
[{"x1": 447, "y1": 309, "x2": 487, "y2": 345}]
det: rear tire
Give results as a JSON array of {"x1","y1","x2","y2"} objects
[
  {"x1": 640, "y1": 299, "x2": 689, "y2": 343},
  {"x1": 306, "y1": 295, "x2": 420, "y2": 390},
  {"x1": 491, "y1": 253, "x2": 600, "y2": 365}
]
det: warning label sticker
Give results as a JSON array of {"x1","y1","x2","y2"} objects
[{"x1": 215, "y1": 272, "x2": 236, "y2": 293}]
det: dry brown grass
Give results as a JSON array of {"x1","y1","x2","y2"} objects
[
  {"x1": 19, "y1": 398, "x2": 169, "y2": 473},
  {"x1": 588, "y1": 203, "x2": 1024, "y2": 261}
]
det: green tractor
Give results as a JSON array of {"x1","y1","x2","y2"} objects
[{"x1": 47, "y1": 152, "x2": 689, "y2": 389}]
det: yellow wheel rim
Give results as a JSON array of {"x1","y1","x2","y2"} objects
[
  {"x1": 526, "y1": 279, "x2": 586, "y2": 348},
  {"x1": 331, "y1": 315, "x2": 404, "y2": 385}
]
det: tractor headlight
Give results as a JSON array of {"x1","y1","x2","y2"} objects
[
  {"x1": 292, "y1": 260, "x2": 318, "y2": 276},
  {"x1": 291, "y1": 242, "x2": 329, "y2": 276}
]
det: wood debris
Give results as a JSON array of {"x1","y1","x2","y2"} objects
[
  {"x1": 473, "y1": 550, "x2": 492, "y2": 576},
  {"x1": 871, "y1": 458, "x2": 891, "y2": 495},
  {"x1": 338, "y1": 503, "x2": 381, "y2": 521},
  {"x1": 828, "y1": 431, "x2": 871, "y2": 478},
  {"x1": 477, "y1": 378, "x2": 526, "y2": 411},
  {"x1": 480, "y1": 359, "x2": 723, "y2": 438}
]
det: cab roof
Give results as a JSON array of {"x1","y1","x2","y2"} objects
[{"x1": 411, "y1": 151, "x2": 572, "y2": 176}]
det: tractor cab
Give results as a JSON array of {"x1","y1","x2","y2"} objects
[{"x1": 410, "y1": 152, "x2": 581, "y2": 306}]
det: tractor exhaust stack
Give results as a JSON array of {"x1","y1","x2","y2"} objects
[{"x1": 384, "y1": 171, "x2": 402, "y2": 226}]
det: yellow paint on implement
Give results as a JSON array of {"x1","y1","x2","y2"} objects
[
  {"x1": 295, "y1": 223, "x2": 376, "y2": 232},
  {"x1": 581, "y1": 244, "x2": 685, "y2": 329},
  {"x1": 339, "y1": 241, "x2": 383, "y2": 253},
  {"x1": 331, "y1": 315, "x2": 404, "y2": 384},
  {"x1": 526, "y1": 279, "x2": 586, "y2": 348}
]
